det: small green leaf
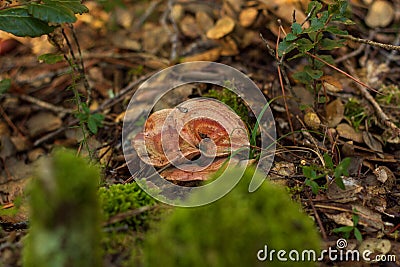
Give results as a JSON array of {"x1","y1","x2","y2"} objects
[
  {"x1": 285, "y1": 33, "x2": 297, "y2": 41},
  {"x1": 335, "y1": 157, "x2": 351, "y2": 179},
  {"x1": 303, "y1": 166, "x2": 317, "y2": 179},
  {"x1": 278, "y1": 39, "x2": 296, "y2": 56},
  {"x1": 43, "y1": 0, "x2": 89, "y2": 14},
  {"x1": 0, "y1": 78, "x2": 11, "y2": 95},
  {"x1": 80, "y1": 103, "x2": 90, "y2": 114},
  {"x1": 28, "y1": 2, "x2": 77, "y2": 23},
  {"x1": 310, "y1": 180, "x2": 320, "y2": 194},
  {"x1": 319, "y1": 38, "x2": 345, "y2": 50},
  {"x1": 352, "y1": 213, "x2": 359, "y2": 226},
  {"x1": 323, "y1": 153, "x2": 334, "y2": 169},
  {"x1": 38, "y1": 53, "x2": 64, "y2": 64},
  {"x1": 0, "y1": 7, "x2": 56, "y2": 37},
  {"x1": 293, "y1": 71, "x2": 313, "y2": 84},
  {"x1": 87, "y1": 117, "x2": 98, "y2": 134},
  {"x1": 332, "y1": 226, "x2": 353, "y2": 233},
  {"x1": 325, "y1": 26, "x2": 348, "y2": 35},
  {"x1": 91, "y1": 113, "x2": 104, "y2": 123},
  {"x1": 304, "y1": 67, "x2": 323, "y2": 79},
  {"x1": 353, "y1": 227, "x2": 363, "y2": 242},
  {"x1": 314, "y1": 55, "x2": 335, "y2": 68},
  {"x1": 291, "y1": 23, "x2": 302, "y2": 35},
  {"x1": 307, "y1": 1, "x2": 322, "y2": 15},
  {"x1": 296, "y1": 38, "x2": 314, "y2": 53},
  {"x1": 308, "y1": 17, "x2": 325, "y2": 32},
  {"x1": 335, "y1": 176, "x2": 345, "y2": 190}
]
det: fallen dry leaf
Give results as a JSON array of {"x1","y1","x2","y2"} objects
[
  {"x1": 336, "y1": 123, "x2": 364, "y2": 143},
  {"x1": 180, "y1": 16, "x2": 202, "y2": 39},
  {"x1": 365, "y1": 0, "x2": 394, "y2": 28},
  {"x1": 182, "y1": 47, "x2": 221, "y2": 62},
  {"x1": 326, "y1": 99, "x2": 344, "y2": 127},
  {"x1": 239, "y1": 8, "x2": 259, "y2": 27},
  {"x1": 206, "y1": 16, "x2": 235, "y2": 39},
  {"x1": 26, "y1": 112, "x2": 62, "y2": 137},
  {"x1": 363, "y1": 131, "x2": 383, "y2": 153},
  {"x1": 219, "y1": 36, "x2": 239, "y2": 56},
  {"x1": 195, "y1": 11, "x2": 214, "y2": 34},
  {"x1": 322, "y1": 75, "x2": 343, "y2": 93}
]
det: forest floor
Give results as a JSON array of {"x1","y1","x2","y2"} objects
[{"x1": 0, "y1": 0, "x2": 400, "y2": 266}]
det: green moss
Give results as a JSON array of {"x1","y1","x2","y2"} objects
[
  {"x1": 205, "y1": 86, "x2": 253, "y2": 129},
  {"x1": 376, "y1": 84, "x2": 400, "y2": 106},
  {"x1": 99, "y1": 182, "x2": 160, "y2": 230},
  {"x1": 144, "y1": 167, "x2": 321, "y2": 267},
  {"x1": 99, "y1": 182, "x2": 166, "y2": 266},
  {"x1": 23, "y1": 149, "x2": 102, "y2": 267},
  {"x1": 344, "y1": 98, "x2": 370, "y2": 130}
]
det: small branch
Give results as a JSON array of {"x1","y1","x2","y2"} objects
[
  {"x1": 13, "y1": 93, "x2": 74, "y2": 115},
  {"x1": 161, "y1": 0, "x2": 180, "y2": 61},
  {"x1": 0, "y1": 105, "x2": 24, "y2": 136},
  {"x1": 305, "y1": 52, "x2": 381, "y2": 94},
  {"x1": 103, "y1": 205, "x2": 156, "y2": 226},
  {"x1": 134, "y1": 0, "x2": 162, "y2": 29},
  {"x1": 307, "y1": 192, "x2": 328, "y2": 240},
  {"x1": 339, "y1": 34, "x2": 400, "y2": 51}
]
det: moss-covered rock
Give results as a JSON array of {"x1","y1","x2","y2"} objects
[
  {"x1": 144, "y1": 167, "x2": 321, "y2": 267},
  {"x1": 23, "y1": 150, "x2": 102, "y2": 267}
]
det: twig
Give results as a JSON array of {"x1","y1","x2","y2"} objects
[
  {"x1": 295, "y1": 116, "x2": 324, "y2": 165},
  {"x1": 344, "y1": 61, "x2": 400, "y2": 137},
  {"x1": 307, "y1": 192, "x2": 328, "y2": 240},
  {"x1": 134, "y1": 0, "x2": 162, "y2": 29},
  {"x1": 305, "y1": 52, "x2": 382, "y2": 95},
  {"x1": 12, "y1": 93, "x2": 74, "y2": 115},
  {"x1": 161, "y1": 0, "x2": 180, "y2": 60},
  {"x1": 335, "y1": 44, "x2": 366, "y2": 64},
  {"x1": 95, "y1": 72, "x2": 155, "y2": 112},
  {"x1": 103, "y1": 205, "x2": 156, "y2": 226},
  {"x1": 0, "y1": 105, "x2": 24, "y2": 136},
  {"x1": 339, "y1": 34, "x2": 400, "y2": 51},
  {"x1": 336, "y1": 31, "x2": 375, "y2": 64}
]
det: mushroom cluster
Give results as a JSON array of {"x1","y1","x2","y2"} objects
[{"x1": 133, "y1": 98, "x2": 249, "y2": 182}]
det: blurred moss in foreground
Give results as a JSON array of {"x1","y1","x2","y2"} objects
[
  {"x1": 144, "y1": 167, "x2": 321, "y2": 267},
  {"x1": 23, "y1": 150, "x2": 102, "y2": 267}
]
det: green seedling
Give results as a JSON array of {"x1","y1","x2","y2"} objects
[
  {"x1": 303, "y1": 153, "x2": 350, "y2": 194},
  {"x1": 332, "y1": 208, "x2": 363, "y2": 242},
  {"x1": 75, "y1": 103, "x2": 105, "y2": 135},
  {"x1": 278, "y1": 0, "x2": 352, "y2": 101}
]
